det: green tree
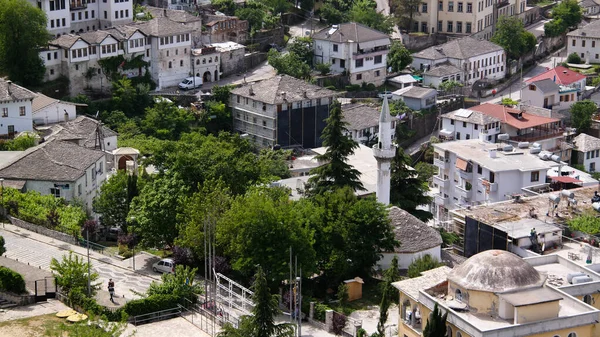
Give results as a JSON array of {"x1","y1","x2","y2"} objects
[
  {"x1": 407, "y1": 254, "x2": 444, "y2": 278},
  {"x1": 212, "y1": 0, "x2": 236, "y2": 15},
  {"x1": 551, "y1": 0, "x2": 582, "y2": 30},
  {"x1": 390, "y1": 147, "x2": 433, "y2": 222},
  {"x1": 257, "y1": 149, "x2": 292, "y2": 181},
  {"x1": 491, "y1": 16, "x2": 536, "y2": 60},
  {"x1": 567, "y1": 52, "x2": 582, "y2": 64},
  {"x1": 308, "y1": 101, "x2": 364, "y2": 195},
  {"x1": 268, "y1": 49, "x2": 312, "y2": 79},
  {"x1": 147, "y1": 265, "x2": 203, "y2": 300},
  {"x1": 111, "y1": 78, "x2": 152, "y2": 117},
  {"x1": 377, "y1": 256, "x2": 400, "y2": 336},
  {"x1": 544, "y1": 18, "x2": 567, "y2": 37},
  {"x1": 202, "y1": 100, "x2": 231, "y2": 134},
  {"x1": 501, "y1": 97, "x2": 519, "y2": 107},
  {"x1": 387, "y1": 40, "x2": 413, "y2": 73},
  {"x1": 217, "y1": 186, "x2": 316, "y2": 285},
  {"x1": 570, "y1": 100, "x2": 598, "y2": 131},
  {"x1": 423, "y1": 303, "x2": 448, "y2": 337},
  {"x1": 437, "y1": 227, "x2": 459, "y2": 248},
  {"x1": 141, "y1": 100, "x2": 194, "y2": 140},
  {"x1": 211, "y1": 84, "x2": 234, "y2": 105},
  {"x1": 438, "y1": 80, "x2": 463, "y2": 92},
  {"x1": 287, "y1": 37, "x2": 314, "y2": 66},
  {"x1": 415, "y1": 162, "x2": 437, "y2": 182},
  {"x1": 348, "y1": 0, "x2": 394, "y2": 34},
  {"x1": 128, "y1": 173, "x2": 189, "y2": 248},
  {"x1": 93, "y1": 170, "x2": 130, "y2": 231},
  {"x1": 337, "y1": 283, "x2": 349, "y2": 307},
  {"x1": 50, "y1": 252, "x2": 100, "y2": 295},
  {"x1": 0, "y1": 235, "x2": 5, "y2": 256},
  {"x1": 393, "y1": 0, "x2": 421, "y2": 31},
  {"x1": 319, "y1": 2, "x2": 347, "y2": 24},
  {"x1": 0, "y1": 0, "x2": 48, "y2": 86},
  {"x1": 568, "y1": 212, "x2": 600, "y2": 235}
]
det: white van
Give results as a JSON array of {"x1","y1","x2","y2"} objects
[{"x1": 178, "y1": 76, "x2": 203, "y2": 90}]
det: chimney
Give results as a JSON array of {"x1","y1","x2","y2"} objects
[
  {"x1": 6, "y1": 80, "x2": 11, "y2": 95},
  {"x1": 489, "y1": 149, "x2": 497, "y2": 158},
  {"x1": 303, "y1": 91, "x2": 307, "y2": 98},
  {"x1": 563, "y1": 70, "x2": 567, "y2": 74},
  {"x1": 281, "y1": 91, "x2": 286, "y2": 101},
  {"x1": 249, "y1": 84, "x2": 254, "y2": 96}
]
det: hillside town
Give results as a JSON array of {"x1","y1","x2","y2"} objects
[{"x1": 2, "y1": 0, "x2": 600, "y2": 336}]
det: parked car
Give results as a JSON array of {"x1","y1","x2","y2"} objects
[
  {"x1": 105, "y1": 227, "x2": 122, "y2": 241},
  {"x1": 178, "y1": 76, "x2": 203, "y2": 90},
  {"x1": 152, "y1": 258, "x2": 176, "y2": 274},
  {"x1": 378, "y1": 91, "x2": 393, "y2": 99}
]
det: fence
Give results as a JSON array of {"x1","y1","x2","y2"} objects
[
  {"x1": 78, "y1": 238, "x2": 110, "y2": 256},
  {"x1": 131, "y1": 307, "x2": 181, "y2": 326}
]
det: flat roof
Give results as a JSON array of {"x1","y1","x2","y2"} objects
[
  {"x1": 499, "y1": 287, "x2": 563, "y2": 307},
  {"x1": 434, "y1": 139, "x2": 559, "y2": 172},
  {"x1": 393, "y1": 266, "x2": 452, "y2": 301},
  {"x1": 492, "y1": 218, "x2": 561, "y2": 239}
]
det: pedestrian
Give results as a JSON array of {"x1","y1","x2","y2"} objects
[
  {"x1": 108, "y1": 279, "x2": 115, "y2": 303},
  {"x1": 492, "y1": 89, "x2": 497, "y2": 97}
]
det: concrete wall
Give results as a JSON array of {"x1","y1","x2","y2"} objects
[
  {"x1": 378, "y1": 246, "x2": 442, "y2": 270},
  {"x1": 8, "y1": 216, "x2": 77, "y2": 244},
  {"x1": 515, "y1": 301, "x2": 560, "y2": 324},
  {"x1": 0, "y1": 290, "x2": 36, "y2": 306}
]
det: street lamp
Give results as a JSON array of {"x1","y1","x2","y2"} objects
[{"x1": 130, "y1": 216, "x2": 136, "y2": 271}]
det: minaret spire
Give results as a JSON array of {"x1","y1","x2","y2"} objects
[{"x1": 373, "y1": 96, "x2": 396, "y2": 205}]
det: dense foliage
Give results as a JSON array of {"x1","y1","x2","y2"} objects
[
  {"x1": 0, "y1": 235, "x2": 5, "y2": 256},
  {"x1": 388, "y1": 41, "x2": 413, "y2": 73},
  {"x1": 407, "y1": 254, "x2": 444, "y2": 278},
  {"x1": 568, "y1": 212, "x2": 600, "y2": 235},
  {"x1": 423, "y1": 303, "x2": 448, "y2": 337},
  {"x1": 0, "y1": 266, "x2": 26, "y2": 294},
  {"x1": 50, "y1": 252, "x2": 100, "y2": 295},
  {"x1": 570, "y1": 100, "x2": 597, "y2": 131},
  {"x1": 390, "y1": 146, "x2": 433, "y2": 222},
  {"x1": 268, "y1": 49, "x2": 312, "y2": 80},
  {"x1": 544, "y1": 0, "x2": 582, "y2": 37},
  {"x1": 491, "y1": 16, "x2": 536, "y2": 60}
]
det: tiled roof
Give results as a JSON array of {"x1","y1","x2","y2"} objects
[
  {"x1": 312, "y1": 22, "x2": 390, "y2": 43},
  {"x1": 49, "y1": 34, "x2": 84, "y2": 49},
  {"x1": 79, "y1": 30, "x2": 113, "y2": 44},
  {"x1": 568, "y1": 16, "x2": 600, "y2": 38},
  {"x1": 48, "y1": 116, "x2": 117, "y2": 149},
  {"x1": 230, "y1": 75, "x2": 336, "y2": 105},
  {"x1": 413, "y1": 36, "x2": 504, "y2": 60},
  {"x1": 133, "y1": 17, "x2": 193, "y2": 37},
  {"x1": 470, "y1": 103, "x2": 560, "y2": 129},
  {"x1": 444, "y1": 108, "x2": 501, "y2": 125},
  {"x1": 396, "y1": 86, "x2": 437, "y2": 99},
  {"x1": 525, "y1": 66, "x2": 587, "y2": 86},
  {"x1": 531, "y1": 78, "x2": 560, "y2": 93},
  {"x1": 388, "y1": 206, "x2": 442, "y2": 253},
  {"x1": 146, "y1": 6, "x2": 201, "y2": 23},
  {"x1": 342, "y1": 103, "x2": 380, "y2": 131},
  {"x1": 0, "y1": 78, "x2": 36, "y2": 102},
  {"x1": 0, "y1": 140, "x2": 104, "y2": 182},
  {"x1": 573, "y1": 133, "x2": 600, "y2": 152}
]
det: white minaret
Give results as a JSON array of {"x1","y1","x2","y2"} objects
[{"x1": 373, "y1": 96, "x2": 396, "y2": 205}]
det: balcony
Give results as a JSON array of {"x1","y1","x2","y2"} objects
[
  {"x1": 435, "y1": 194, "x2": 449, "y2": 207},
  {"x1": 456, "y1": 185, "x2": 472, "y2": 199},
  {"x1": 458, "y1": 169, "x2": 473, "y2": 180},
  {"x1": 478, "y1": 177, "x2": 498, "y2": 192},
  {"x1": 352, "y1": 45, "x2": 389, "y2": 57},
  {"x1": 70, "y1": 0, "x2": 87, "y2": 9},
  {"x1": 433, "y1": 175, "x2": 450, "y2": 189},
  {"x1": 434, "y1": 157, "x2": 449, "y2": 170}
]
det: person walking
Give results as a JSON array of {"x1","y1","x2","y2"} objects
[{"x1": 108, "y1": 279, "x2": 115, "y2": 303}]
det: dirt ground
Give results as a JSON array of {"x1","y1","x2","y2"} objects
[{"x1": 0, "y1": 314, "x2": 64, "y2": 337}]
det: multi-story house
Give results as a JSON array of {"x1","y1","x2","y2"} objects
[
  {"x1": 230, "y1": 75, "x2": 337, "y2": 149},
  {"x1": 523, "y1": 78, "x2": 580, "y2": 112},
  {"x1": 0, "y1": 79, "x2": 35, "y2": 137},
  {"x1": 568, "y1": 20, "x2": 600, "y2": 64},
  {"x1": 313, "y1": 23, "x2": 391, "y2": 86},
  {"x1": 439, "y1": 108, "x2": 502, "y2": 142},
  {"x1": 432, "y1": 139, "x2": 559, "y2": 220},
  {"x1": 146, "y1": 6, "x2": 203, "y2": 45},
  {"x1": 411, "y1": 37, "x2": 506, "y2": 87},
  {"x1": 572, "y1": 133, "x2": 600, "y2": 172},
  {"x1": 342, "y1": 103, "x2": 396, "y2": 144},
  {"x1": 31, "y1": 0, "x2": 133, "y2": 37},
  {"x1": 580, "y1": 0, "x2": 600, "y2": 16},
  {"x1": 524, "y1": 66, "x2": 587, "y2": 102},
  {"x1": 191, "y1": 45, "x2": 221, "y2": 83},
  {"x1": 202, "y1": 14, "x2": 249, "y2": 45}
]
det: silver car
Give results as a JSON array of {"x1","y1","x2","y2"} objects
[{"x1": 152, "y1": 258, "x2": 175, "y2": 274}]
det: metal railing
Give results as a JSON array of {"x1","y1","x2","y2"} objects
[
  {"x1": 131, "y1": 307, "x2": 181, "y2": 326},
  {"x1": 78, "y1": 238, "x2": 109, "y2": 256}
]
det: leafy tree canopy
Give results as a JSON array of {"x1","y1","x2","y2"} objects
[
  {"x1": 287, "y1": 37, "x2": 314, "y2": 66},
  {"x1": 491, "y1": 16, "x2": 536, "y2": 60},
  {"x1": 551, "y1": 0, "x2": 582, "y2": 29},
  {"x1": 267, "y1": 49, "x2": 312, "y2": 80},
  {"x1": 212, "y1": 0, "x2": 236, "y2": 15},
  {"x1": 93, "y1": 170, "x2": 131, "y2": 231},
  {"x1": 570, "y1": 100, "x2": 597, "y2": 131},
  {"x1": 392, "y1": 0, "x2": 421, "y2": 31},
  {"x1": 568, "y1": 212, "x2": 600, "y2": 235},
  {"x1": 348, "y1": 0, "x2": 394, "y2": 34},
  {"x1": 390, "y1": 146, "x2": 433, "y2": 222},
  {"x1": 407, "y1": 254, "x2": 444, "y2": 278},
  {"x1": 50, "y1": 252, "x2": 100, "y2": 295},
  {"x1": 141, "y1": 100, "x2": 194, "y2": 140},
  {"x1": 387, "y1": 40, "x2": 413, "y2": 73}
]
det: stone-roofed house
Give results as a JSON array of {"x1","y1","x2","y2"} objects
[
  {"x1": 201, "y1": 14, "x2": 248, "y2": 45},
  {"x1": 411, "y1": 37, "x2": 506, "y2": 87},
  {"x1": 312, "y1": 22, "x2": 391, "y2": 86},
  {"x1": 44, "y1": 116, "x2": 118, "y2": 153},
  {"x1": 32, "y1": 93, "x2": 84, "y2": 125},
  {"x1": 230, "y1": 75, "x2": 337, "y2": 149},
  {"x1": 439, "y1": 108, "x2": 502, "y2": 142},
  {"x1": 391, "y1": 86, "x2": 437, "y2": 110},
  {"x1": 569, "y1": 10, "x2": 600, "y2": 55},
  {"x1": 0, "y1": 78, "x2": 36, "y2": 138},
  {"x1": 0, "y1": 140, "x2": 107, "y2": 212},
  {"x1": 580, "y1": 0, "x2": 600, "y2": 16},
  {"x1": 573, "y1": 133, "x2": 600, "y2": 172},
  {"x1": 342, "y1": 103, "x2": 397, "y2": 144},
  {"x1": 378, "y1": 206, "x2": 443, "y2": 270},
  {"x1": 145, "y1": 6, "x2": 202, "y2": 42}
]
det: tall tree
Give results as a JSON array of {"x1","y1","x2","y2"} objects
[
  {"x1": 551, "y1": 0, "x2": 582, "y2": 30},
  {"x1": 491, "y1": 16, "x2": 536, "y2": 60},
  {"x1": 307, "y1": 101, "x2": 364, "y2": 195},
  {"x1": 393, "y1": 0, "x2": 421, "y2": 31},
  {"x1": 387, "y1": 40, "x2": 413, "y2": 73},
  {"x1": 287, "y1": 37, "x2": 314, "y2": 66},
  {"x1": 50, "y1": 252, "x2": 100, "y2": 296},
  {"x1": 407, "y1": 254, "x2": 444, "y2": 278},
  {"x1": 141, "y1": 100, "x2": 194, "y2": 140},
  {"x1": 423, "y1": 303, "x2": 448, "y2": 337},
  {"x1": 211, "y1": 0, "x2": 236, "y2": 15},
  {"x1": 267, "y1": 49, "x2": 312, "y2": 80},
  {"x1": 93, "y1": 170, "x2": 130, "y2": 231},
  {"x1": 111, "y1": 78, "x2": 152, "y2": 117},
  {"x1": 0, "y1": 0, "x2": 48, "y2": 86},
  {"x1": 390, "y1": 146, "x2": 433, "y2": 222},
  {"x1": 378, "y1": 256, "x2": 401, "y2": 335},
  {"x1": 348, "y1": 0, "x2": 394, "y2": 34},
  {"x1": 570, "y1": 100, "x2": 597, "y2": 131}
]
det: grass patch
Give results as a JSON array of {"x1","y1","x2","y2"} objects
[
  {"x1": 0, "y1": 314, "x2": 64, "y2": 336},
  {"x1": 140, "y1": 247, "x2": 172, "y2": 258}
]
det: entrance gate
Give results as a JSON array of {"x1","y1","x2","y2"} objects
[{"x1": 34, "y1": 277, "x2": 56, "y2": 302}]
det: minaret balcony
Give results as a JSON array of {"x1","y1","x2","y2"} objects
[{"x1": 373, "y1": 146, "x2": 396, "y2": 159}]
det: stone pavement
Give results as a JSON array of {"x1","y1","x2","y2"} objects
[
  {"x1": 121, "y1": 317, "x2": 212, "y2": 337},
  {"x1": 0, "y1": 255, "x2": 52, "y2": 294},
  {"x1": 0, "y1": 299, "x2": 69, "y2": 322}
]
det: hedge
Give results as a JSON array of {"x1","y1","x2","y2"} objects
[
  {"x1": 0, "y1": 266, "x2": 27, "y2": 294},
  {"x1": 122, "y1": 294, "x2": 182, "y2": 317},
  {"x1": 314, "y1": 303, "x2": 331, "y2": 322}
]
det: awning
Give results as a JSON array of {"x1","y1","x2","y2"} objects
[
  {"x1": 551, "y1": 176, "x2": 582, "y2": 183},
  {"x1": 456, "y1": 158, "x2": 468, "y2": 171},
  {"x1": 412, "y1": 75, "x2": 423, "y2": 81}
]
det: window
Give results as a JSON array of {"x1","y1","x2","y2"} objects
[
  {"x1": 78, "y1": 184, "x2": 82, "y2": 196},
  {"x1": 91, "y1": 10, "x2": 94, "y2": 18},
  {"x1": 474, "y1": 124, "x2": 478, "y2": 130},
  {"x1": 422, "y1": 2, "x2": 428, "y2": 12},
  {"x1": 467, "y1": 2, "x2": 472, "y2": 12},
  {"x1": 463, "y1": 121, "x2": 467, "y2": 127},
  {"x1": 583, "y1": 40, "x2": 586, "y2": 47},
  {"x1": 448, "y1": 1, "x2": 454, "y2": 11},
  {"x1": 455, "y1": 289, "x2": 462, "y2": 302},
  {"x1": 115, "y1": 10, "x2": 118, "y2": 18},
  {"x1": 333, "y1": 44, "x2": 338, "y2": 52},
  {"x1": 375, "y1": 70, "x2": 380, "y2": 76},
  {"x1": 447, "y1": 21, "x2": 453, "y2": 32},
  {"x1": 572, "y1": 39, "x2": 576, "y2": 47},
  {"x1": 489, "y1": 171, "x2": 495, "y2": 183},
  {"x1": 1, "y1": 108, "x2": 7, "y2": 117},
  {"x1": 457, "y1": 21, "x2": 462, "y2": 33},
  {"x1": 50, "y1": 188, "x2": 61, "y2": 198},
  {"x1": 168, "y1": 61, "x2": 172, "y2": 68},
  {"x1": 458, "y1": 2, "x2": 463, "y2": 11},
  {"x1": 104, "y1": 11, "x2": 107, "y2": 19},
  {"x1": 587, "y1": 151, "x2": 591, "y2": 159},
  {"x1": 477, "y1": 165, "x2": 482, "y2": 174},
  {"x1": 356, "y1": 74, "x2": 362, "y2": 80},
  {"x1": 450, "y1": 119, "x2": 454, "y2": 125},
  {"x1": 19, "y1": 106, "x2": 25, "y2": 116},
  {"x1": 439, "y1": 0, "x2": 443, "y2": 9},
  {"x1": 438, "y1": 21, "x2": 443, "y2": 32},
  {"x1": 180, "y1": 60, "x2": 183, "y2": 67},
  {"x1": 50, "y1": 69, "x2": 54, "y2": 75},
  {"x1": 531, "y1": 171, "x2": 539, "y2": 182},
  {"x1": 567, "y1": 333, "x2": 577, "y2": 337},
  {"x1": 584, "y1": 295, "x2": 592, "y2": 304},
  {"x1": 374, "y1": 55, "x2": 382, "y2": 64},
  {"x1": 355, "y1": 59, "x2": 363, "y2": 67},
  {"x1": 456, "y1": 132, "x2": 461, "y2": 140},
  {"x1": 85, "y1": 11, "x2": 88, "y2": 19}
]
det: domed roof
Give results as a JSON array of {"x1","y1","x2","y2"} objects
[{"x1": 448, "y1": 250, "x2": 543, "y2": 293}]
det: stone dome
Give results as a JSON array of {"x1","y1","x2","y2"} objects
[{"x1": 448, "y1": 250, "x2": 543, "y2": 293}]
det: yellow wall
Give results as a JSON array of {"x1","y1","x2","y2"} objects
[
  {"x1": 514, "y1": 301, "x2": 559, "y2": 324},
  {"x1": 445, "y1": 324, "x2": 471, "y2": 337},
  {"x1": 526, "y1": 323, "x2": 596, "y2": 337},
  {"x1": 448, "y1": 281, "x2": 498, "y2": 316},
  {"x1": 575, "y1": 293, "x2": 600, "y2": 310}
]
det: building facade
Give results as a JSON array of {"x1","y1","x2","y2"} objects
[
  {"x1": 212, "y1": 42, "x2": 246, "y2": 76},
  {"x1": 342, "y1": 103, "x2": 396, "y2": 144},
  {"x1": 313, "y1": 23, "x2": 391, "y2": 86},
  {"x1": 439, "y1": 108, "x2": 502, "y2": 142},
  {"x1": 573, "y1": 133, "x2": 600, "y2": 172},
  {"x1": 32, "y1": 93, "x2": 80, "y2": 125},
  {"x1": 202, "y1": 15, "x2": 249, "y2": 45},
  {"x1": 0, "y1": 79, "x2": 35, "y2": 137},
  {"x1": 525, "y1": 66, "x2": 587, "y2": 101}
]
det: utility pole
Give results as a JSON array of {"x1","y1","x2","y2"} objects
[
  {"x1": 289, "y1": 247, "x2": 293, "y2": 323},
  {"x1": 87, "y1": 226, "x2": 91, "y2": 296},
  {"x1": 298, "y1": 267, "x2": 302, "y2": 337}
]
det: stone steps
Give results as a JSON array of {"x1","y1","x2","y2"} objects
[{"x1": 0, "y1": 297, "x2": 17, "y2": 309}]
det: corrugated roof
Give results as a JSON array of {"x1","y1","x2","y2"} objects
[
  {"x1": 230, "y1": 75, "x2": 336, "y2": 105},
  {"x1": 312, "y1": 22, "x2": 390, "y2": 43},
  {"x1": 470, "y1": 103, "x2": 560, "y2": 129},
  {"x1": 573, "y1": 133, "x2": 600, "y2": 152}
]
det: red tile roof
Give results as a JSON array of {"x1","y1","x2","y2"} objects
[
  {"x1": 525, "y1": 66, "x2": 586, "y2": 86},
  {"x1": 469, "y1": 103, "x2": 560, "y2": 129}
]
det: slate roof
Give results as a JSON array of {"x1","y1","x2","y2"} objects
[
  {"x1": 342, "y1": 103, "x2": 380, "y2": 131},
  {"x1": 573, "y1": 133, "x2": 600, "y2": 152},
  {"x1": 398, "y1": 86, "x2": 437, "y2": 99},
  {"x1": 49, "y1": 34, "x2": 85, "y2": 49},
  {"x1": 525, "y1": 66, "x2": 587, "y2": 86},
  {"x1": 48, "y1": 116, "x2": 117, "y2": 149},
  {"x1": 312, "y1": 22, "x2": 390, "y2": 43},
  {"x1": 133, "y1": 17, "x2": 193, "y2": 37},
  {"x1": 0, "y1": 140, "x2": 104, "y2": 182},
  {"x1": 388, "y1": 206, "x2": 443, "y2": 253},
  {"x1": 580, "y1": 0, "x2": 599, "y2": 8},
  {"x1": 568, "y1": 16, "x2": 600, "y2": 38},
  {"x1": 423, "y1": 63, "x2": 462, "y2": 77},
  {"x1": 531, "y1": 78, "x2": 560, "y2": 93},
  {"x1": 444, "y1": 108, "x2": 501, "y2": 125},
  {"x1": 231, "y1": 75, "x2": 336, "y2": 105},
  {"x1": 79, "y1": 30, "x2": 113, "y2": 44},
  {"x1": 0, "y1": 78, "x2": 36, "y2": 102},
  {"x1": 413, "y1": 36, "x2": 504, "y2": 60},
  {"x1": 146, "y1": 6, "x2": 201, "y2": 23},
  {"x1": 104, "y1": 25, "x2": 146, "y2": 41},
  {"x1": 204, "y1": 15, "x2": 244, "y2": 26},
  {"x1": 32, "y1": 93, "x2": 80, "y2": 113}
]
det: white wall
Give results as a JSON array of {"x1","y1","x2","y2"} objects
[
  {"x1": 568, "y1": 36, "x2": 600, "y2": 64},
  {"x1": 441, "y1": 118, "x2": 482, "y2": 140},
  {"x1": 581, "y1": 149, "x2": 600, "y2": 172},
  {"x1": 378, "y1": 245, "x2": 442, "y2": 270},
  {"x1": 0, "y1": 99, "x2": 33, "y2": 136},
  {"x1": 32, "y1": 101, "x2": 76, "y2": 125}
]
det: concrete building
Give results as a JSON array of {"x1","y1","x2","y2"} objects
[
  {"x1": 373, "y1": 97, "x2": 396, "y2": 205},
  {"x1": 31, "y1": 0, "x2": 133, "y2": 37},
  {"x1": 44, "y1": 115, "x2": 118, "y2": 153},
  {"x1": 391, "y1": 86, "x2": 437, "y2": 110},
  {"x1": 411, "y1": 37, "x2": 506, "y2": 87},
  {"x1": 439, "y1": 108, "x2": 502, "y2": 142},
  {"x1": 202, "y1": 14, "x2": 248, "y2": 45},
  {"x1": 32, "y1": 93, "x2": 82, "y2": 126},
  {"x1": 523, "y1": 78, "x2": 580, "y2": 112},
  {"x1": 0, "y1": 140, "x2": 106, "y2": 213},
  {"x1": 312, "y1": 23, "x2": 391, "y2": 86},
  {"x1": 0, "y1": 79, "x2": 35, "y2": 138},
  {"x1": 212, "y1": 41, "x2": 246, "y2": 76},
  {"x1": 432, "y1": 139, "x2": 560, "y2": 221},
  {"x1": 572, "y1": 133, "x2": 600, "y2": 172},
  {"x1": 342, "y1": 103, "x2": 396, "y2": 145},
  {"x1": 525, "y1": 66, "x2": 587, "y2": 96},
  {"x1": 379, "y1": 206, "x2": 442, "y2": 270},
  {"x1": 567, "y1": 18, "x2": 600, "y2": 64},
  {"x1": 230, "y1": 75, "x2": 337, "y2": 149},
  {"x1": 191, "y1": 45, "x2": 221, "y2": 83},
  {"x1": 393, "y1": 250, "x2": 600, "y2": 337},
  {"x1": 388, "y1": 74, "x2": 418, "y2": 89}
]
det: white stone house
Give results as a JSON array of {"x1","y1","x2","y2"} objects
[
  {"x1": 378, "y1": 206, "x2": 442, "y2": 270},
  {"x1": 572, "y1": 133, "x2": 600, "y2": 172},
  {"x1": 580, "y1": 0, "x2": 600, "y2": 16},
  {"x1": 312, "y1": 23, "x2": 391, "y2": 86},
  {"x1": 568, "y1": 20, "x2": 600, "y2": 64},
  {"x1": 411, "y1": 37, "x2": 506, "y2": 87},
  {"x1": 391, "y1": 86, "x2": 437, "y2": 110},
  {"x1": 342, "y1": 103, "x2": 396, "y2": 144},
  {"x1": 0, "y1": 140, "x2": 107, "y2": 213},
  {"x1": 191, "y1": 46, "x2": 221, "y2": 83},
  {"x1": 212, "y1": 42, "x2": 246, "y2": 77},
  {"x1": 0, "y1": 79, "x2": 35, "y2": 137},
  {"x1": 523, "y1": 78, "x2": 579, "y2": 112},
  {"x1": 45, "y1": 115, "x2": 118, "y2": 153},
  {"x1": 439, "y1": 108, "x2": 502, "y2": 142},
  {"x1": 32, "y1": 93, "x2": 82, "y2": 125}
]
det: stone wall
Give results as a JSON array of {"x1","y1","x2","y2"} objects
[
  {"x1": 244, "y1": 52, "x2": 268, "y2": 71},
  {"x1": 399, "y1": 34, "x2": 448, "y2": 52},
  {"x1": 8, "y1": 216, "x2": 77, "y2": 245},
  {"x1": 0, "y1": 290, "x2": 36, "y2": 306},
  {"x1": 251, "y1": 26, "x2": 285, "y2": 52}
]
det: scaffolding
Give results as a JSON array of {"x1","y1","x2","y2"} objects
[{"x1": 215, "y1": 272, "x2": 255, "y2": 316}]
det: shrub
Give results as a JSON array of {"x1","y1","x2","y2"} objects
[
  {"x1": 0, "y1": 266, "x2": 27, "y2": 294},
  {"x1": 122, "y1": 294, "x2": 182, "y2": 317},
  {"x1": 314, "y1": 303, "x2": 331, "y2": 322},
  {"x1": 171, "y1": 246, "x2": 195, "y2": 267},
  {"x1": 0, "y1": 235, "x2": 5, "y2": 256},
  {"x1": 567, "y1": 52, "x2": 582, "y2": 64},
  {"x1": 315, "y1": 62, "x2": 331, "y2": 76},
  {"x1": 68, "y1": 289, "x2": 126, "y2": 321}
]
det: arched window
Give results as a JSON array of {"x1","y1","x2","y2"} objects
[
  {"x1": 456, "y1": 332, "x2": 463, "y2": 337},
  {"x1": 446, "y1": 325, "x2": 452, "y2": 337},
  {"x1": 215, "y1": 56, "x2": 218, "y2": 62},
  {"x1": 196, "y1": 59, "x2": 200, "y2": 65},
  {"x1": 202, "y1": 58, "x2": 206, "y2": 64},
  {"x1": 584, "y1": 295, "x2": 592, "y2": 305},
  {"x1": 455, "y1": 289, "x2": 463, "y2": 302},
  {"x1": 168, "y1": 61, "x2": 172, "y2": 69},
  {"x1": 568, "y1": 333, "x2": 577, "y2": 337},
  {"x1": 401, "y1": 299, "x2": 411, "y2": 320}
]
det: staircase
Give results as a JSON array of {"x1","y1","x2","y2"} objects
[
  {"x1": 0, "y1": 297, "x2": 16, "y2": 309},
  {"x1": 530, "y1": 234, "x2": 542, "y2": 254}
]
